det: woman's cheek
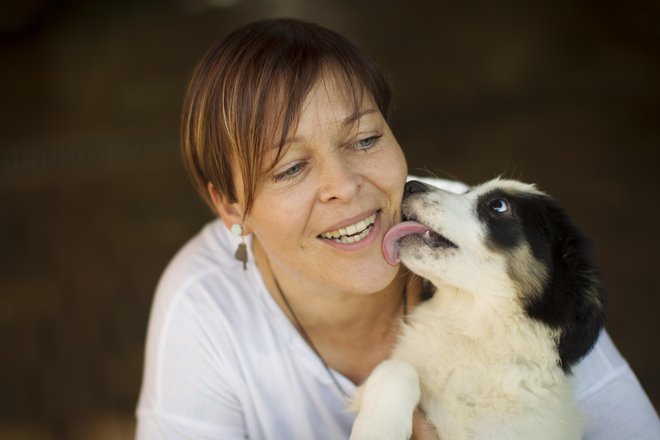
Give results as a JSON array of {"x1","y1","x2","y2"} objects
[{"x1": 388, "y1": 147, "x2": 408, "y2": 192}]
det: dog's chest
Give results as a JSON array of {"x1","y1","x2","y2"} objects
[{"x1": 392, "y1": 296, "x2": 566, "y2": 415}]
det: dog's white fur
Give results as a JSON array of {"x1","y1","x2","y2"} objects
[{"x1": 350, "y1": 178, "x2": 595, "y2": 440}]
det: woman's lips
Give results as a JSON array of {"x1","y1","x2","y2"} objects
[
  {"x1": 319, "y1": 211, "x2": 382, "y2": 250},
  {"x1": 319, "y1": 213, "x2": 377, "y2": 243}
]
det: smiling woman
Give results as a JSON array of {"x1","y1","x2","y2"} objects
[
  {"x1": 136, "y1": 18, "x2": 660, "y2": 440},
  {"x1": 226, "y1": 76, "x2": 407, "y2": 299}
]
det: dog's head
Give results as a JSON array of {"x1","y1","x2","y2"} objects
[{"x1": 383, "y1": 178, "x2": 606, "y2": 371}]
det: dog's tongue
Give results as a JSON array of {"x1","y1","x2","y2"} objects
[{"x1": 382, "y1": 221, "x2": 431, "y2": 265}]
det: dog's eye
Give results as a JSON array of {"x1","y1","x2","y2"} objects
[{"x1": 489, "y1": 198, "x2": 509, "y2": 214}]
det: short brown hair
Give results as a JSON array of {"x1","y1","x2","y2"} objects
[{"x1": 181, "y1": 18, "x2": 393, "y2": 215}]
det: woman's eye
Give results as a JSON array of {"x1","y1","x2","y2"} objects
[
  {"x1": 489, "y1": 198, "x2": 509, "y2": 214},
  {"x1": 273, "y1": 162, "x2": 305, "y2": 182},
  {"x1": 355, "y1": 135, "x2": 382, "y2": 150}
]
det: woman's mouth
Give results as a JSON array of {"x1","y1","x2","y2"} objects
[{"x1": 319, "y1": 213, "x2": 377, "y2": 244}]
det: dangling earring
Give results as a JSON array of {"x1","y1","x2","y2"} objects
[{"x1": 231, "y1": 223, "x2": 248, "y2": 270}]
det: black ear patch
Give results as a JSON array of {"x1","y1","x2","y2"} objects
[{"x1": 517, "y1": 194, "x2": 606, "y2": 372}]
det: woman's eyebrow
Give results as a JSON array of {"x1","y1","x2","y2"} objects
[{"x1": 342, "y1": 108, "x2": 377, "y2": 127}]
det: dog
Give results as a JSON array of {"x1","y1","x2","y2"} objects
[{"x1": 350, "y1": 178, "x2": 606, "y2": 440}]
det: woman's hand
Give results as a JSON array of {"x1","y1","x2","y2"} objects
[{"x1": 411, "y1": 409, "x2": 439, "y2": 440}]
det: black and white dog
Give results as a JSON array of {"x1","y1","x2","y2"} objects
[{"x1": 351, "y1": 178, "x2": 606, "y2": 440}]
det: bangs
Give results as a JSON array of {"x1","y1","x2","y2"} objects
[{"x1": 259, "y1": 60, "x2": 379, "y2": 176}]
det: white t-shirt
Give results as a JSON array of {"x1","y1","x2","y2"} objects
[{"x1": 136, "y1": 181, "x2": 660, "y2": 440}]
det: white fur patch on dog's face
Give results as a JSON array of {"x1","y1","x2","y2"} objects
[{"x1": 397, "y1": 178, "x2": 548, "y2": 302}]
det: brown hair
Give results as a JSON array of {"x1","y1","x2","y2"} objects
[{"x1": 181, "y1": 18, "x2": 393, "y2": 215}]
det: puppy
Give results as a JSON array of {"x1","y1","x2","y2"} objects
[{"x1": 350, "y1": 178, "x2": 606, "y2": 440}]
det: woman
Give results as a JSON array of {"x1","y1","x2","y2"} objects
[{"x1": 136, "y1": 18, "x2": 659, "y2": 439}]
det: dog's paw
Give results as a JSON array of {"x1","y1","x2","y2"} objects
[{"x1": 349, "y1": 359, "x2": 420, "y2": 440}]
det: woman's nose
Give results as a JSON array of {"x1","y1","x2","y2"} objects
[{"x1": 317, "y1": 156, "x2": 362, "y2": 203}]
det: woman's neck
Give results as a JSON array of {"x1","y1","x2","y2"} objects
[{"x1": 252, "y1": 236, "x2": 421, "y2": 384}]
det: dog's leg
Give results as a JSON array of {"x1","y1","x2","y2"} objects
[{"x1": 350, "y1": 359, "x2": 421, "y2": 440}]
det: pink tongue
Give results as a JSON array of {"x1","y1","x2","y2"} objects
[{"x1": 382, "y1": 221, "x2": 431, "y2": 265}]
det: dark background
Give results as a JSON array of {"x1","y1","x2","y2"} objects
[{"x1": 1, "y1": 0, "x2": 658, "y2": 438}]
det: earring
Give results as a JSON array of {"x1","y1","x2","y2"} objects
[{"x1": 231, "y1": 223, "x2": 248, "y2": 270}]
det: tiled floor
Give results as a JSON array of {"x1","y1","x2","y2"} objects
[{"x1": 2, "y1": 0, "x2": 658, "y2": 437}]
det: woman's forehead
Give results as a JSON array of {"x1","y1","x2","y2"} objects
[
  {"x1": 258, "y1": 72, "x2": 378, "y2": 175},
  {"x1": 291, "y1": 76, "x2": 376, "y2": 132}
]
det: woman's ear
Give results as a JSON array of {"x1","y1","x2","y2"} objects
[{"x1": 207, "y1": 182, "x2": 248, "y2": 233}]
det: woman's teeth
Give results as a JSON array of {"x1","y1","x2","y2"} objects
[{"x1": 321, "y1": 213, "x2": 376, "y2": 244}]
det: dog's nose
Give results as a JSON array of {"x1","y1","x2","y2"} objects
[{"x1": 405, "y1": 180, "x2": 430, "y2": 195}]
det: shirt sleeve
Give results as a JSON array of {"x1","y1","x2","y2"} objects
[
  {"x1": 574, "y1": 330, "x2": 660, "y2": 439},
  {"x1": 136, "y1": 286, "x2": 248, "y2": 440}
]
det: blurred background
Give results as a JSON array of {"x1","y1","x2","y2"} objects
[{"x1": 1, "y1": 0, "x2": 659, "y2": 438}]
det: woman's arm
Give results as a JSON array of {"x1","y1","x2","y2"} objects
[
  {"x1": 135, "y1": 288, "x2": 247, "y2": 440},
  {"x1": 574, "y1": 330, "x2": 660, "y2": 439}
]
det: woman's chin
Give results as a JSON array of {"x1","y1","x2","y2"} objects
[{"x1": 337, "y1": 257, "x2": 401, "y2": 295}]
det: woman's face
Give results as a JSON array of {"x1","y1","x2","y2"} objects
[{"x1": 245, "y1": 77, "x2": 408, "y2": 294}]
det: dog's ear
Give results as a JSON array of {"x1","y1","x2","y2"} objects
[{"x1": 522, "y1": 196, "x2": 606, "y2": 373}]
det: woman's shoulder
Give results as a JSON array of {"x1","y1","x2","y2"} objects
[
  {"x1": 159, "y1": 218, "x2": 235, "y2": 287},
  {"x1": 148, "y1": 219, "x2": 265, "y2": 333}
]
